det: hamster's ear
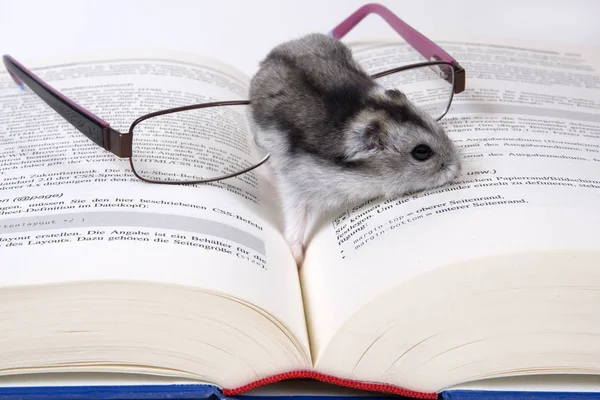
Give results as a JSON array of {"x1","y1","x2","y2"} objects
[
  {"x1": 344, "y1": 121, "x2": 386, "y2": 161},
  {"x1": 384, "y1": 89, "x2": 406, "y2": 100},
  {"x1": 362, "y1": 121, "x2": 386, "y2": 151}
]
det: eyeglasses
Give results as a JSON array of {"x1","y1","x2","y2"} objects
[{"x1": 3, "y1": 3, "x2": 465, "y2": 185}]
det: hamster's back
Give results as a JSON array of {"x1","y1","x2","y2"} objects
[
  {"x1": 248, "y1": 33, "x2": 375, "y2": 156},
  {"x1": 252, "y1": 33, "x2": 370, "y2": 96}
]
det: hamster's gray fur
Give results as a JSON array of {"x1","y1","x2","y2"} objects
[{"x1": 248, "y1": 33, "x2": 461, "y2": 266}]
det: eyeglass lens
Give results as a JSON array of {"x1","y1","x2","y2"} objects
[{"x1": 130, "y1": 103, "x2": 263, "y2": 184}]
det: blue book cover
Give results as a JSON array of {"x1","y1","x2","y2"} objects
[
  {"x1": 440, "y1": 375, "x2": 600, "y2": 400},
  {"x1": 0, "y1": 384, "x2": 224, "y2": 400}
]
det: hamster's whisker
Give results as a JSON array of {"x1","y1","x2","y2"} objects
[
  {"x1": 456, "y1": 159, "x2": 485, "y2": 165},
  {"x1": 457, "y1": 145, "x2": 483, "y2": 150},
  {"x1": 459, "y1": 155, "x2": 486, "y2": 159},
  {"x1": 453, "y1": 131, "x2": 497, "y2": 148},
  {"x1": 457, "y1": 156, "x2": 484, "y2": 161}
]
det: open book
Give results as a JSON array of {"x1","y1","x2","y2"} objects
[{"x1": 1, "y1": 19, "x2": 600, "y2": 400}]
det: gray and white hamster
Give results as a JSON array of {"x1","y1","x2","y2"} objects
[{"x1": 248, "y1": 33, "x2": 461, "y2": 267}]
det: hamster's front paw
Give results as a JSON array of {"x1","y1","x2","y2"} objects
[{"x1": 290, "y1": 242, "x2": 305, "y2": 268}]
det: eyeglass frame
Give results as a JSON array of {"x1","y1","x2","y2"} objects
[{"x1": 2, "y1": 2, "x2": 466, "y2": 185}]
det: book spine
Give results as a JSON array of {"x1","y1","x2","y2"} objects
[{"x1": 222, "y1": 370, "x2": 438, "y2": 399}]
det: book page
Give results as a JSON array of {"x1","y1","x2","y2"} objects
[
  {"x1": 300, "y1": 38, "x2": 600, "y2": 360},
  {"x1": 449, "y1": 374, "x2": 600, "y2": 393},
  {"x1": 0, "y1": 50, "x2": 310, "y2": 357}
]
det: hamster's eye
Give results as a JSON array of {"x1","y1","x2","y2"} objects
[{"x1": 411, "y1": 144, "x2": 433, "y2": 161}]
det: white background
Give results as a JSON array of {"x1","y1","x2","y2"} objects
[{"x1": 0, "y1": 0, "x2": 599, "y2": 77}]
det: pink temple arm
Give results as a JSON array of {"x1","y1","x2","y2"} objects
[
  {"x1": 3, "y1": 55, "x2": 132, "y2": 157},
  {"x1": 4, "y1": 55, "x2": 110, "y2": 126},
  {"x1": 329, "y1": 3, "x2": 456, "y2": 64}
]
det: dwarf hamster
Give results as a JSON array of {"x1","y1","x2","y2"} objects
[{"x1": 248, "y1": 33, "x2": 461, "y2": 266}]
